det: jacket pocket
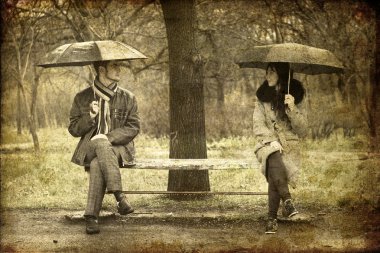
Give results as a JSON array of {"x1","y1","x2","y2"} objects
[{"x1": 111, "y1": 109, "x2": 128, "y2": 129}]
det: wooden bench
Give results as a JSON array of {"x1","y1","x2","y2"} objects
[{"x1": 118, "y1": 158, "x2": 267, "y2": 196}]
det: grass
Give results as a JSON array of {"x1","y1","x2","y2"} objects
[{"x1": 0, "y1": 127, "x2": 379, "y2": 211}]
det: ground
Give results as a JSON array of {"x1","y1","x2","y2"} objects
[
  {"x1": 1, "y1": 204, "x2": 379, "y2": 253},
  {"x1": 1, "y1": 131, "x2": 379, "y2": 252}
]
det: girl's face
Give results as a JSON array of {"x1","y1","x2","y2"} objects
[{"x1": 266, "y1": 67, "x2": 278, "y2": 87}]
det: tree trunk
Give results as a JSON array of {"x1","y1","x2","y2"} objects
[
  {"x1": 207, "y1": 31, "x2": 227, "y2": 138},
  {"x1": 17, "y1": 85, "x2": 22, "y2": 135},
  {"x1": 19, "y1": 83, "x2": 40, "y2": 151},
  {"x1": 369, "y1": 6, "x2": 380, "y2": 151},
  {"x1": 161, "y1": 0, "x2": 209, "y2": 194},
  {"x1": 41, "y1": 83, "x2": 49, "y2": 128},
  {"x1": 216, "y1": 77, "x2": 228, "y2": 138},
  {"x1": 31, "y1": 62, "x2": 41, "y2": 151}
]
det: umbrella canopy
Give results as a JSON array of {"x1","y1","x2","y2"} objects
[
  {"x1": 38, "y1": 40, "x2": 147, "y2": 67},
  {"x1": 236, "y1": 43, "x2": 344, "y2": 75}
]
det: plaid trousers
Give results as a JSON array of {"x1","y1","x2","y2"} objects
[{"x1": 84, "y1": 138, "x2": 122, "y2": 218}]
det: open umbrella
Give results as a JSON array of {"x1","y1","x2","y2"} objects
[
  {"x1": 38, "y1": 40, "x2": 147, "y2": 68},
  {"x1": 236, "y1": 43, "x2": 344, "y2": 75}
]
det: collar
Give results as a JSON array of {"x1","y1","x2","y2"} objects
[
  {"x1": 256, "y1": 79, "x2": 305, "y2": 104},
  {"x1": 256, "y1": 81, "x2": 277, "y2": 103}
]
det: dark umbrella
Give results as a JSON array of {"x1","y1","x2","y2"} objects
[
  {"x1": 38, "y1": 40, "x2": 147, "y2": 68},
  {"x1": 236, "y1": 43, "x2": 344, "y2": 75},
  {"x1": 236, "y1": 43, "x2": 344, "y2": 94}
]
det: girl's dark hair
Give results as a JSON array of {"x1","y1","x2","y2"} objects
[
  {"x1": 256, "y1": 62, "x2": 305, "y2": 119},
  {"x1": 266, "y1": 62, "x2": 292, "y2": 89}
]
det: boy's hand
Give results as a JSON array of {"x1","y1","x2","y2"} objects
[
  {"x1": 91, "y1": 134, "x2": 108, "y2": 141},
  {"x1": 89, "y1": 101, "x2": 99, "y2": 118}
]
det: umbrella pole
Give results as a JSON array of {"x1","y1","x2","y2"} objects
[{"x1": 287, "y1": 67, "x2": 290, "y2": 94}]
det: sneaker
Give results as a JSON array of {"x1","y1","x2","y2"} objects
[
  {"x1": 265, "y1": 218, "x2": 278, "y2": 234},
  {"x1": 85, "y1": 216, "x2": 100, "y2": 234},
  {"x1": 117, "y1": 196, "x2": 134, "y2": 215},
  {"x1": 282, "y1": 199, "x2": 299, "y2": 218}
]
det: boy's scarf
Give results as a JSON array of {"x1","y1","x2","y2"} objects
[{"x1": 93, "y1": 78, "x2": 118, "y2": 134}]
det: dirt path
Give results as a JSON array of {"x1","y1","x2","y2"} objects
[{"x1": 1, "y1": 205, "x2": 379, "y2": 253}]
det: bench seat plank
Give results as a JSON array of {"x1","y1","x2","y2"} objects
[
  {"x1": 121, "y1": 190, "x2": 267, "y2": 195},
  {"x1": 125, "y1": 159, "x2": 260, "y2": 170}
]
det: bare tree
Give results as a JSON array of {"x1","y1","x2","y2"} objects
[{"x1": 2, "y1": 1, "x2": 48, "y2": 151}]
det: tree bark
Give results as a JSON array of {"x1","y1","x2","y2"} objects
[
  {"x1": 161, "y1": 0, "x2": 209, "y2": 194},
  {"x1": 369, "y1": 5, "x2": 380, "y2": 151}
]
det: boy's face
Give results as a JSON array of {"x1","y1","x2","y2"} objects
[{"x1": 101, "y1": 60, "x2": 122, "y2": 82}]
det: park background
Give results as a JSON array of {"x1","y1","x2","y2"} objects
[{"x1": 0, "y1": 0, "x2": 379, "y2": 252}]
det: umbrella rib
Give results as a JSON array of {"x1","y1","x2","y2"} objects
[
  {"x1": 92, "y1": 41, "x2": 102, "y2": 62},
  {"x1": 114, "y1": 40, "x2": 147, "y2": 58}
]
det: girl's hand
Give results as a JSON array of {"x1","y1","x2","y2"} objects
[
  {"x1": 270, "y1": 140, "x2": 283, "y2": 153},
  {"x1": 284, "y1": 94, "x2": 295, "y2": 112}
]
